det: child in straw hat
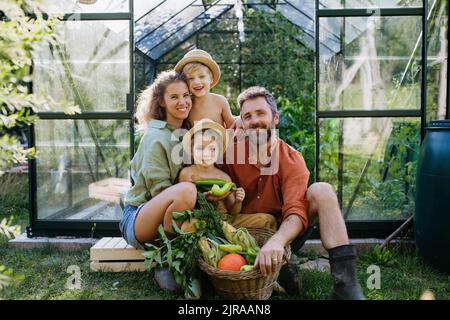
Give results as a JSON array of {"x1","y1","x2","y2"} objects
[
  {"x1": 175, "y1": 49, "x2": 237, "y2": 129},
  {"x1": 178, "y1": 119, "x2": 245, "y2": 219}
]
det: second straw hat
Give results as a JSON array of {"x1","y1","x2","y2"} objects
[
  {"x1": 175, "y1": 49, "x2": 221, "y2": 88},
  {"x1": 182, "y1": 119, "x2": 229, "y2": 159}
]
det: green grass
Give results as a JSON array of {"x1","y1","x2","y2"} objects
[
  {"x1": 0, "y1": 173, "x2": 29, "y2": 231},
  {"x1": 1, "y1": 241, "x2": 449, "y2": 300},
  {"x1": 1, "y1": 172, "x2": 449, "y2": 300}
]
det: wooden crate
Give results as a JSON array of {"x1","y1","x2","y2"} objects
[
  {"x1": 88, "y1": 178, "x2": 131, "y2": 204},
  {"x1": 90, "y1": 237, "x2": 146, "y2": 272}
]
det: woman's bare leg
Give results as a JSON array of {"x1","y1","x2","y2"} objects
[{"x1": 134, "y1": 182, "x2": 197, "y2": 244}]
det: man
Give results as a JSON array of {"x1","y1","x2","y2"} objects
[{"x1": 217, "y1": 86, "x2": 365, "y2": 300}]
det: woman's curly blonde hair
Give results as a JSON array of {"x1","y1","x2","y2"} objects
[{"x1": 135, "y1": 70, "x2": 188, "y2": 131}]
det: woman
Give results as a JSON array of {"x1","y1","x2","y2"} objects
[{"x1": 120, "y1": 70, "x2": 196, "y2": 263}]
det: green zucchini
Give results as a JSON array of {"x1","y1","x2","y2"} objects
[{"x1": 194, "y1": 179, "x2": 228, "y2": 187}]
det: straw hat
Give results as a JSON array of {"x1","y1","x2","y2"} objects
[
  {"x1": 175, "y1": 49, "x2": 221, "y2": 88},
  {"x1": 182, "y1": 119, "x2": 229, "y2": 160}
]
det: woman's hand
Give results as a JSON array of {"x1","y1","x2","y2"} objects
[{"x1": 234, "y1": 187, "x2": 245, "y2": 203}]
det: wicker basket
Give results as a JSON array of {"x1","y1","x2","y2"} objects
[{"x1": 198, "y1": 227, "x2": 291, "y2": 300}]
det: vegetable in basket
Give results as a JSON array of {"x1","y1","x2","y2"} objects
[
  {"x1": 240, "y1": 265, "x2": 254, "y2": 272},
  {"x1": 217, "y1": 253, "x2": 247, "y2": 271},
  {"x1": 198, "y1": 236, "x2": 224, "y2": 268}
]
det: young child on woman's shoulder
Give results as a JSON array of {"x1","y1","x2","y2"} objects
[
  {"x1": 178, "y1": 119, "x2": 245, "y2": 217},
  {"x1": 175, "y1": 49, "x2": 236, "y2": 129}
]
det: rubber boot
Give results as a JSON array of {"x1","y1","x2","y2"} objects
[
  {"x1": 154, "y1": 268, "x2": 181, "y2": 293},
  {"x1": 277, "y1": 262, "x2": 301, "y2": 295},
  {"x1": 328, "y1": 244, "x2": 365, "y2": 300}
]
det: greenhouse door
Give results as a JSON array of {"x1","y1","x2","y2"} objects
[
  {"x1": 315, "y1": 1, "x2": 427, "y2": 237},
  {"x1": 28, "y1": 0, "x2": 134, "y2": 237}
]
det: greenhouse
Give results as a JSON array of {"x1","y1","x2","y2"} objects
[
  {"x1": 1, "y1": 0, "x2": 450, "y2": 302},
  {"x1": 16, "y1": 0, "x2": 446, "y2": 238}
]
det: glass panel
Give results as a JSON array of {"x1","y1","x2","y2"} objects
[
  {"x1": 135, "y1": 0, "x2": 202, "y2": 44},
  {"x1": 35, "y1": 120, "x2": 130, "y2": 221},
  {"x1": 319, "y1": 0, "x2": 422, "y2": 9},
  {"x1": 246, "y1": 1, "x2": 316, "y2": 53},
  {"x1": 426, "y1": 0, "x2": 448, "y2": 121},
  {"x1": 319, "y1": 16, "x2": 422, "y2": 110},
  {"x1": 33, "y1": 20, "x2": 130, "y2": 112},
  {"x1": 202, "y1": 10, "x2": 238, "y2": 32},
  {"x1": 157, "y1": 37, "x2": 196, "y2": 64},
  {"x1": 215, "y1": 64, "x2": 241, "y2": 112},
  {"x1": 277, "y1": 0, "x2": 315, "y2": 43},
  {"x1": 198, "y1": 32, "x2": 240, "y2": 63},
  {"x1": 148, "y1": 3, "x2": 233, "y2": 60},
  {"x1": 39, "y1": 0, "x2": 129, "y2": 14},
  {"x1": 134, "y1": 0, "x2": 165, "y2": 21},
  {"x1": 135, "y1": 52, "x2": 155, "y2": 93},
  {"x1": 319, "y1": 117, "x2": 420, "y2": 220}
]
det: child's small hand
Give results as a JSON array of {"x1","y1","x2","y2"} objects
[
  {"x1": 234, "y1": 187, "x2": 245, "y2": 203},
  {"x1": 230, "y1": 117, "x2": 244, "y2": 130}
]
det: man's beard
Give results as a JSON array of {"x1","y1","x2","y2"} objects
[{"x1": 247, "y1": 123, "x2": 274, "y2": 144}]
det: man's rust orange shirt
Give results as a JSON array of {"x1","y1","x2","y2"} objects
[{"x1": 220, "y1": 137, "x2": 310, "y2": 229}]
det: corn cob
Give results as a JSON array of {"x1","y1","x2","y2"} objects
[
  {"x1": 231, "y1": 228, "x2": 259, "y2": 252},
  {"x1": 221, "y1": 221, "x2": 237, "y2": 243},
  {"x1": 197, "y1": 236, "x2": 221, "y2": 267}
]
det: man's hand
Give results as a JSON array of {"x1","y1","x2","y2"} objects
[{"x1": 254, "y1": 235, "x2": 285, "y2": 276}]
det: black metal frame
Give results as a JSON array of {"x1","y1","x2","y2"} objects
[
  {"x1": 27, "y1": 1, "x2": 135, "y2": 237},
  {"x1": 315, "y1": 1, "x2": 428, "y2": 237}
]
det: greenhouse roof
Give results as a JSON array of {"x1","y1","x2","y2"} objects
[{"x1": 133, "y1": 0, "x2": 407, "y2": 60}]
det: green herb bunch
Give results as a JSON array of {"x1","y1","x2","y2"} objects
[{"x1": 142, "y1": 192, "x2": 226, "y2": 298}]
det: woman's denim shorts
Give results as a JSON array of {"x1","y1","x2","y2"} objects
[{"x1": 119, "y1": 204, "x2": 146, "y2": 250}]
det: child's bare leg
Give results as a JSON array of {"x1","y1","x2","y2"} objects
[{"x1": 134, "y1": 182, "x2": 197, "y2": 243}]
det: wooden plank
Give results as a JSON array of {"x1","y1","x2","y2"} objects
[
  {"x1": 104, "y1": 237, "x2": 123, "y2": 249},
  {"x1": 114, "y1": 238, "x2": 128, "y2": 249},
  {"x1": 90, "y1": 237, "x2": 146, "y2": 261},
  {"x1": 90, "y1": 261, "x2": 146, "y2": 272},
  {"x1": 90, "y1": 248, "x2": 145, "y2": 262},
  {"x1": 93, "y1": 237, "x2": 113, "y2": 249}
]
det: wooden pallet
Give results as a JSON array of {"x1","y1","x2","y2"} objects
[{"x1": 90, "y1": 237, "x2": 146, "y2": 272}]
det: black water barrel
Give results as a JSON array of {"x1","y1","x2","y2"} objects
[{"x1": 415, "y1": 120, "x2": 450, "y2": 274}]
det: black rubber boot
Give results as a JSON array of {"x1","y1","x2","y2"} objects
[
  {"x1": 277, "y1": 262, "x2": 301, "y2": 295},
  {"x1": 328, "y1": 244, "x2": 365, "y2": 300},
  {"x1": 154, "y1": 268, "x2": 181, "y2": 293}
]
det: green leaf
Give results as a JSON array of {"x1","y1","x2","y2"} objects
[
  {"x1": 172, "y1": 211, "x2": 187, "y2": 221},
  {"x1": 175, "y1": 251, "x2": 185, "y2": 259},
  {"x1": 154, "y1": 251, "x2": 162, "y2": 267},
  {"x1": 157, "y1": 225, "x2": 167, "y2": 241},
  {"x1": 172, "y1": 220, "x2": 182, "y2": 235},
  {"x1": 172, "y1": 260, "x2": 182, "y2": 273}
]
